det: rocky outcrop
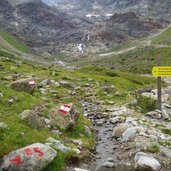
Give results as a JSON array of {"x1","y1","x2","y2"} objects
[{"x1": 0, "y1": 0, "x2": 169, "y2": 56}]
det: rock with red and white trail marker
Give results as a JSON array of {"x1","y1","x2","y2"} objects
[
  {"x1": 10, "y1": 78, "x2": 36, "y2": 93},
  {"x1": 49, "y1": 103, "x2": 80, "y2": 130},
  {"x1": 0, "y1": 143, "x2": 57, "y2": 171}
]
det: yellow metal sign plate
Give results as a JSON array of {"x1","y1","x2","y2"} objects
[{"x1": 152, "y1": 66, "x2": 171, "y2": 77}]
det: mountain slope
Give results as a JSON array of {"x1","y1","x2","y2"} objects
[
  {"x1": 0, "y1": 0, "x2": 170, "y2": 57},
  {"x1": 42, "y1": 0, "x2": 171, "y2": 20}
]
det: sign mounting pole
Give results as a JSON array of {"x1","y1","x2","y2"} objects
[{"x1": 157, "y1": 54, "x2": 162, "y2": 111}]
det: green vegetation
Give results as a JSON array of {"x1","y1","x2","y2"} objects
[
  {"x1": 152, "y1": 27, "x2": 171, "y2": 45},
  {"x1": 0, "y1": 30, "x2": 28, "y2": 53},
  {"x1": 135, "y1": 93, "x2": 157, "y2": 113},
  {"x1": 111, "y1": 41, "x2": 137, "y2": 52},
  {"x1": 161, "y1": 128, "x2": 171, "y2": 135},
  {"x1": 0, "y1": 55, "x2": 156, "y2": 170},
  {"x1": 91, "y1": 46, "x2": 171, "y2": 74},
  {"x1": 0, "y1": 49, "x2": 19, "y2": 58},
  {"x1": 159, "y1": 140, "x2": 171, "y2": 147},
  {"x1": 76, "y1": 66, "x2": 156, "y2": 104},
  {"x1": 0, "y1": 57, "x2": 95, "y2": 170},
  {"x1": 145, "y1": 144, "x2": 160, "y2": 153}
]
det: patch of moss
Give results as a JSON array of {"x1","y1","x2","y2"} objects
[{"x1": 145, "y1": 144, "x2": 160, "y2": 153}]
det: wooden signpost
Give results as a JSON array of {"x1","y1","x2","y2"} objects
[{"x1": 152, "y1": 55, "x2": 171, "y2": 112}]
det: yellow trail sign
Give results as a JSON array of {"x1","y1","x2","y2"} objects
[{"x1": 152, "y1": 66, "x2": 171, "y2": 77}]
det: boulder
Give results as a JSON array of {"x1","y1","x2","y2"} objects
[
  {"x1": 46, "y1": 137, "x2": 71, "y2": 153},
  {"x1": 0, "y1": 143, "x2": 57, "y2": 171},
  {"x1": 134, "y1": 152, "x2": 161, "y2": 171},
  {"x1": 112, "y1": 123, "x2": 130, "y2": 138},
  {"x1": 121, "y1": 127, "x2": 137, "y2": 142},
  {"x1": 10, "y1": 78, "x2": 36, "y2": 93},
  {"x1": 49, "y1": 103, "x2": 80, "y2": 130},
  {"x1": 20, "y1": 110, "x2": 47, "y2": 130}
]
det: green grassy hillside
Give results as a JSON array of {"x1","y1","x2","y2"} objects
[
  {"x1": 152, "y1": 27, "x2": 171, "y2": 45},
  {"x1": 91, "y1": 46, "x2": 171, "y2": 74},
  {"x1": 0, "y1": 30, "x2": 28, "y2": 53},
  {"x1": 0, "y1": 55, "x2": 156, "y2": 170}
]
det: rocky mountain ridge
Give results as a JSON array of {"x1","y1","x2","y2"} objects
[{"x1": 0, "y1": 0, "x2": 170, "y2": 58}]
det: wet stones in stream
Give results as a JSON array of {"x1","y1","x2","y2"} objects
[
  {"x1": 78, "y1": 100, "x2": 171, "y2": 171},
  {"x1": 80, "y1": 100, "x2": 134, "y2": 171}
]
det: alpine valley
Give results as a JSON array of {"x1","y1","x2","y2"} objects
[{"x1": 1, "y1": 1, "x2": 171, "y2": 171}]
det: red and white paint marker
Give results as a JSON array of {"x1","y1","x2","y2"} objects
[
  {"x1": 9, "y1": 147, "x2": 44, "y2": 165},
  {"x1": 59, "y1": 104, "x2": 72, "y2": 115},
  {"x1": 28, "y1": 80, "x2": 35, "y2": 85}
]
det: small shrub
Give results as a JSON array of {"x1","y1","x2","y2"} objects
[{"x1": 134, "y1": 93, "x2": 157, "y2": 113}]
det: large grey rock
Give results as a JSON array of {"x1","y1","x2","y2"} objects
[
  {"x1": 49, "y1": 103, "x2": 80, "y2": 130},
  {"x1": 112, "y1": 123, "x2": 130, "y2": 138},
  {"x1": 20, "y1": 110, "x2": 47, "y2": 130},
  {"x1": 0, "y1": 143, "x2": 57, "y2": 171},
  {"x1": 46, "y1": 137, "x2": 71, "y2": 153},
  {"x1": 10, "y1": 78, "x2": 36, "y2": 93},
  {"x1": 134, "y1": 152, "x2": 161, "y2": 171},
  {"x1": 121, "y1": 127, "x2": 137, "y2": 142}
]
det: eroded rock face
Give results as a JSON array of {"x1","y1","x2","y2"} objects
[
  {"x1": 10, "y1": 78, "x2": 36, "y2": 93},
  {"x1": 0, "y1": 143, "x2": 57, "y2": 171},
  {"x1": 49, "y1": 103, "x2": 80, "y2": 130},
  {"x1": 134, "y1": 152, "x2": 161, "y2": 171}
]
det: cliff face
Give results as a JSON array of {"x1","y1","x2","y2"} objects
[{"x1": 0, "y1": 0, "x2": 170, "y2": 55}]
